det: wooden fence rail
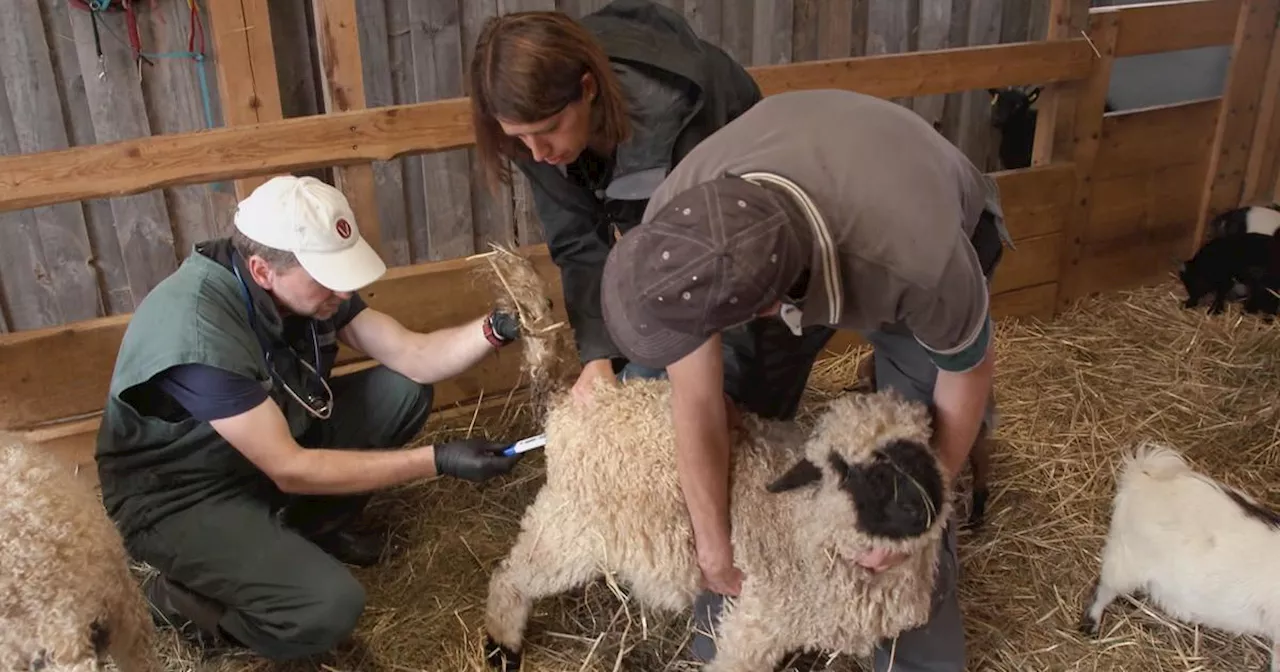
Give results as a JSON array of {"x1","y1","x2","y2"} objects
[{"x1": 0, "y1": 38, "x2": 1094, "y2": 215}]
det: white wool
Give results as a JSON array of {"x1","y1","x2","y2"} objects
[
  {"x1": 484, "y1": 381, "x2": 953, "y2": 672},
  {"x1": 1082, "y1": 440, "x2": 1280, "y2": 672},
  {"x1": 1246, "y1": 206, "x2": 1280, "y2": 237}
]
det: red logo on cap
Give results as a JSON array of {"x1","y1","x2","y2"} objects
[{"x1": 335, "y1": 218, "x2": 352, "y2": 239}]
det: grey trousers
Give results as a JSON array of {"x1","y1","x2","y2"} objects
[{"x1": 124, "y1": 366, "x2": 434, "y2": 660}]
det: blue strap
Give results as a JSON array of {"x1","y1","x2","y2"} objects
[{"x1": 140, "y1": 50, "x2": 227, "y2": 192}]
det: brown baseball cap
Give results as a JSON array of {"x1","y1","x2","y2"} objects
[{"x1": 601, "y1": 176, "x2": 809, "y2": 369}]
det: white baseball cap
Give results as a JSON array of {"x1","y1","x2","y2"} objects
[{"x1": 233, "y1": 175, "x2": 387, "y2": 292}]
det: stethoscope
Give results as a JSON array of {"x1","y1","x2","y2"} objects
[{"x1": 231, "y1": 254, "x2": 334, "y2": 420}]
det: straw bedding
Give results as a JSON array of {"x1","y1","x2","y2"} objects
[{"x1": 133, "y1": 277, "x2": 1280, "y2": 672}]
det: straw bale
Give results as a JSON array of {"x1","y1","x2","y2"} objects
[{"x1": 138, "y1": 279, "x2": 1280, "y2": 671}]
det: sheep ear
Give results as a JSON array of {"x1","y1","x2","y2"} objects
[
  {"x1": 766, "y1": 458, "x2": 822, "y2": 493},
  {"x1": 987, "y1": 88, "x2": 999, "y2": 97},
  {"x1": 1028, "y1": 87, "x2": 1041, "y2": 102}
]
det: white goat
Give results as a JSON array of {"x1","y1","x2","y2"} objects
[
  {"x1": 1080, "y1": 440, "x2": 1280, "y2": 671},
  {"x1": 0, "y1": 431, "x2": 160, "y2": 672},
  {"x1": 483, "y1": 379, "x2": 954, "y2": 672}
]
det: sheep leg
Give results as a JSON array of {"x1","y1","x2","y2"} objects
[
  {"x1": 963, "y1": 426, "x2": 992, "y2": 531},
  {"x1": 484, "y1": 493, "x2": 601, "y2": 671},
  {"x1": 1079, "y1": 551, "x2": 1143, "y2": 639},
  {"x1": 702, "y1": 598, "x2": 788, "y2": 672},
  {"x1": 106, "y1": 577, "x2": 162, "y2": 672}
]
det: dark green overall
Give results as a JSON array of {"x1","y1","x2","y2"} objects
[{"x1": 95, "y1": 239, "x2": 432, "y2": 659}]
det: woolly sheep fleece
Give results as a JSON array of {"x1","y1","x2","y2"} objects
[
  {"x1": 485, "y1": 378, "x2": 953, "y2": 670},
  {"x1": 0, "y1": 432, "x2": 159, "y2": 672}
]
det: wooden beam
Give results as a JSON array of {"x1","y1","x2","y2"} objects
[
  {"x1": 0, "y1": 165, "x2": 1075, "y2": 433},
  {"x1": 1055, "y1": 12, "x2": 1121, "y2": 310},
  {"x1": 207, "y1": 0, "x2": 284, "y2": 199},
  {"x1": 17, "y1": 276, "x2": 1063, "y2": 489},
  {"x1": 1085, "y1": 160, "x2": 1209, "y2": 243},
  {"x1": 1093, "y1": 97, "x2": 1220, "y2": 180},
  {"x1": 990, "y1": 233, "x2": 1063, "y2": 295},
  {"x1": 1192, "y1": 0, "x2": 1280, "y2": 253},
  {"x1": 1030, "y1": 0, "x2": 1091, "y2": 168},
  {"x1": 1243, "y1": 9, "x2": 1280, "y2": 204},
  {"x1": 751, "y1": 38, "x2": 1095, "y2": 97},
  {"x1": 1093, "y1": 0, "x2": 1245, "y2": 57},
  {"x1": 312, "y1": 0, "x2": 382, "y2": 257},
  {"x1": 0, "y1": 39, "x2": 1097, "y2": 215},
  {"x1": 991, "y1": 163, "x2": 1076, "y2": 240}
]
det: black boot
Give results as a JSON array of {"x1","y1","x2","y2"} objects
[
  {"x1": 142, "y1": 573, "x2": 236, "y2": 650},
  {"x1": 308, "y1": 527, "x2": 387, "y2": 568},
  {"x1": 278, "y1": 496, "x2": 388, "y2": 568}
]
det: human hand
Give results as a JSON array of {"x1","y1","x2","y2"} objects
[
  {"x1": 697, "y1": 545, "x2": 745, "y2": 597},
  {"x1": 854, "y1": 547, "x2": 908, "y2": 573},
  {"x1": 486, "y1": 309, "x2": 521, "y2": 345},
  {"x1": 433, "y1": 438, "x2": 523, "y2": 482},
  {"x1": 571, "y1": 359, "x2": 616, "y2": 405}
]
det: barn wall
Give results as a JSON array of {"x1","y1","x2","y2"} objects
[{"x1": 0, "y1": 0, "x2": 1054, "y2": 331}]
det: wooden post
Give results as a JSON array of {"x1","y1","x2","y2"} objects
[
  {"x1": 1054, "y1": 11, "x2": 1119, "y2": 312},
  {"x1": 1191, "y1": 0, "x2": 1280, "y2": 253},
  {"x1": 207, "y1": 0, "x2": 284, "y2": 200},
  {"x1": 1242, "y1": 3, "x2": 1280, "y2": 204},
  {"x1": 1031, "y1": 0, "x2": 1091, "y2": 167},
  {"x1": 312, "y1": 0, "x2": 383, "y2": 258}
]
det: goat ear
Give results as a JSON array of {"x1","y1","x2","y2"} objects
[
  {"x1": 766, "y1": 458, "x2": 822, "y2": 493},
  {"x1": 1027, "y1": 87, "x2": 1041, "y2": 102}
]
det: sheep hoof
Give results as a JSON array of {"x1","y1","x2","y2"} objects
[
  {"x1": 483, "y1": 635, "x2": 521, "y2": 671},
  {"x1": 962, "y1": 488, "x2": 989, "y2": 531},
  {"x1": 1078, "y1": 613, "x2": 1099, "y2": 638}
]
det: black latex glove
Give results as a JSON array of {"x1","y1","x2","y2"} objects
[{"x1": 434, "y1": 438, "x2": 523, "y2": 482}]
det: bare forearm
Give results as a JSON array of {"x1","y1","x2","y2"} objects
[
  {"x1": 674, "y1": 396, "x2": 735, "y2": 560},
  {"x1": 932, "y1": 341, "x2": 995, "y2": 481},
  {"x1": 397, "y1": 315, "x2": 493, "y2": 384},
  {"x1": 279, "y1": 444, "x2": 438, "y2": 495}
]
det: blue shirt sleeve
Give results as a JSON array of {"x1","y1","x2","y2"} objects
[
  {"x1": 332, "y1": 293, "x2": 367, "y2": 331},
  {"x1": 153, "y1": 363, "x2": 270, "y2": 422}
]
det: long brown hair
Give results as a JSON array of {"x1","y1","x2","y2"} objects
[{"x1": 469, "y1": 11, "x2": 631, "y2": 191}]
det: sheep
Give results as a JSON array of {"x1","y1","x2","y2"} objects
[
  {"x1": 0, "y1": 431, "x2": 160, "y2": 672},
  {"x1": 473, "y1": 244, "x2": 954, "y2": 672},
  {"x1": 988, "y1": 86, "x2": 1114, "y2": 170},
  {"x1": 1177, "y1": 231, "x2": 1280, "y2": 316},
  {"x1": 1208, "y1": 204, "x2": 1280, "y2": 239},
  {"x1": 854, "y1": 353, "x2": 993, "y2": 530},
  {"x1": 1079, "y1": 441, "x2": 1280, "y2": 672},
  {"x1": 483, "y1": 381, "x2": 953, "y2": 672}
]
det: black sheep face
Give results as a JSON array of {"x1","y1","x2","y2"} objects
[
  {"x1": 766, "y1": 438, "x2": 948, "y2": 548},
  {"x1": 988, "y1": 86, "x2": 1040, "y2": 129}
]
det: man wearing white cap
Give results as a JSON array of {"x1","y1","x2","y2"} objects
[{"x1": 94, "y1": 175, "x2": 526, "y2": 660}]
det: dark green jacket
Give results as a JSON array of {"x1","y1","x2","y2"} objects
[
  {"x1": 94, "y1": 239, "x2": 355, "y2": 540},
  {"x1": 514, "y1": 0, "x2": 763, "y2": 364}
]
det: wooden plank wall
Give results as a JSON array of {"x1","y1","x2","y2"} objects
[
  {"x1": 350, "y1": 0, "x2": 1057, "y2": 269},
  {"x1": 0, "y1": 0, "x2": 1256, "y2": 337}
]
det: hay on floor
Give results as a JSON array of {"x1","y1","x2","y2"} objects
[{"x1": 148, "y1": 279, "x2": 1280, "y2": 672}]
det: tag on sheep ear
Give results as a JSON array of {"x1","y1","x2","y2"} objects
[{"x1": 766, "y1": 458, "x2": 822, "y2": 493}]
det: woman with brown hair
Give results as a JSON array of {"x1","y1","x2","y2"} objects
[{"x1": 468, "y1": 0, "x2": 764, "y2": 405}]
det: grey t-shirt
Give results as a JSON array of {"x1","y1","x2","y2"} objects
[{"x1": 642, "y1": 89, "x2": 1003, "y2": 373}]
